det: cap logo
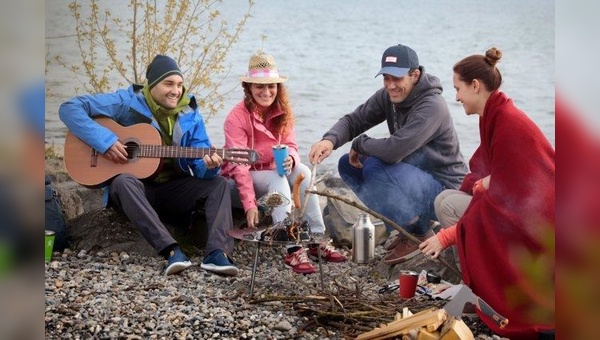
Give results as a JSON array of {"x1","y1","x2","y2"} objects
[{"x1": 385, "y1": 56, "x2": 397, "y2": 63}]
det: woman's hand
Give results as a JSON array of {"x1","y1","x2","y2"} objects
[
  {"x1": 473, "y1": 175, "x2": 490, "y2": 195},
  {"x1": 283, "y1": 155, "x2": 294, "y2": 174},
  {"x1": 419, "y1": 234, "x2": 444, "y2": 259},
  {"x1": 246, "y1": 208, "x2": 260, "y2": 228}
]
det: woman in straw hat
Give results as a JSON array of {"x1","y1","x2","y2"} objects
[{"x1": 222, "y1": 51, "x2": 347, "y2": 274}]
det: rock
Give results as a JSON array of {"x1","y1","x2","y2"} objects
[
  {"x1": 45, "y1": 157, "x2": 103, "y2": 220},
  {"x1": 67, "y1": 209, "x2": 157, "y2": 257},
  {"x1": 274, "y1": 320, "x2": 292, "y2": 332},
  {"x1": 320, "y1": 183, "x2": 389, "y2": 248}
]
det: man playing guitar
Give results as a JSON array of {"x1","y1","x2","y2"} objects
[{"x1": 60, "y1": 55, "x2": 242, "y2": 277}]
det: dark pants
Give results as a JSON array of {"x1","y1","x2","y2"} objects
[
  {"x1": 109, "y1": 174, "x2": 234, "y2": 256},
  {"x1": 338, "y1": 154, "x2": 444, "y2": 235}
]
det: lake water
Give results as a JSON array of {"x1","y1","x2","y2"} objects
[{"x1": 45, "y1": 0, "x2": 555, "y2": 174}]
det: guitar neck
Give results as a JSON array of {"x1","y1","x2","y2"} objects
[{"x1": 138, "y1": 145, "x2": 224, "y2": 159}]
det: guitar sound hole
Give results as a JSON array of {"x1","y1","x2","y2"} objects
[{"x1": 124, "y1": 142, "x2": 140, "y2": 159}]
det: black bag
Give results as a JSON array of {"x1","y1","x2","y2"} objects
[{"x1": 45, "y1": 175, "x2": 69, "y2": 251}]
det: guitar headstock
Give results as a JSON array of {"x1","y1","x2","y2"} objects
[{"x1": 224, "y1": 148, "x2": 259, "y2": 164}]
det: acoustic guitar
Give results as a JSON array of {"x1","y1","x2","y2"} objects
[{"x1": 64, "y1": 117, "x2": 259, "y2": 188}]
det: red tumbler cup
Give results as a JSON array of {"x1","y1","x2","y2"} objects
[{"x1": 399, "y1": 270, "x2": 419, "y2": 299}]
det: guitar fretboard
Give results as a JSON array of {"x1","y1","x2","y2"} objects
[{"x1": 137, "y1": 145, "x2": 225, "y2": 159}]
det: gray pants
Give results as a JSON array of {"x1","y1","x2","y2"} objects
[
  {"x1": 109, "y1": 174, "x2": 234, "y2": 256},
  {"x1": 434, "y1": 189, "x2": 472, "y2": 273},
  {"x1": 434, "y1": 189, "x2": 472, "y2": 227}
]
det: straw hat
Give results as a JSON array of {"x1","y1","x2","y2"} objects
[{"x1": 240, "y1": 52, "x2": 287, "y2": 84}]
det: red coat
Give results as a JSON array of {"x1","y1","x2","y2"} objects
[{"x1": 456, "y1": 91, "x2": 555, "y2": 339}]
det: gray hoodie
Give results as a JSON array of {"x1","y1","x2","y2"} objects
[{"x1": 322, "y1": 68, "x2": 468, "y2": 189}]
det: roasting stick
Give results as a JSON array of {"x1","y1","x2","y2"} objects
[{"x1": 299, "y1": 163, "x2": 318, "y2": 218}]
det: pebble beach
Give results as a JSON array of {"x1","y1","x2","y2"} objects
[
  {"x1": 45, "y1": 241, "x2": 383, "y2": 339},
  {"x1": 45, "y1": 240, "x2": 501, "y2": 339}
]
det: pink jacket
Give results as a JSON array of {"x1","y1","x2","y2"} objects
[{"x1": 221, "y1": 101, "x2": 300, "y2": 212}]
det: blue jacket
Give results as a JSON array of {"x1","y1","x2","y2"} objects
[{"x1": 59, "y1": 84, "x2": 219, "y2": 205}]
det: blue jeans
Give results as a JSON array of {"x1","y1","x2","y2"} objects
[{"x1": 338, "y1": 154, "x2": 444, "y2": 235}]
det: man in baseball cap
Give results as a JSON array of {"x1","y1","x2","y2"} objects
[{"x1": 310, "y1": 43, "x2": 468, "y2": 266}]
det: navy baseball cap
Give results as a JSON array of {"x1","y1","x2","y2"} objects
[{"x1": 375, "y1": 44, "x2": 419, "y2": 78}]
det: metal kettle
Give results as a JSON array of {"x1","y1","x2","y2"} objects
[{"x1": 352, "y1": 213, "x2": 375, "y2": 263}]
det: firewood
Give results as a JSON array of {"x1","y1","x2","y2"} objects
[
  {"x1": 357, "y1": 309, "x2": 447, "y2": 340},
  {"x1": 439, "y1": 316, "x2": 474, "y2": 340},
  {"x1": 417, "y1": 329, "x2": 441, "y2": 340},
  {"x1": 426, "y1": 317, "x2": 445, "y2": 332},
  {"x1": 401, "y1": 328, "x2": 418, "y2": 340}
]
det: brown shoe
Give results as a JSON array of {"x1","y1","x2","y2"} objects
[
  {"x1": 383, "y1": 230, "x2": 402, "y2": 251},
  {"x1": 384, "y1": 221, "x2": 440, "y2": 251},
  {"x1": 383, "y1": 230, "x2": 435, "y2": 265}
]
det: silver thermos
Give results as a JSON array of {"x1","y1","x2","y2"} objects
[{"x1": 352, "y1": 213, "x2": 375, "y2": 263}]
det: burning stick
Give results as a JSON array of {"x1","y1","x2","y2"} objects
[{"x1": 289, "y1": 173, "x2": 306, "y2": 243}]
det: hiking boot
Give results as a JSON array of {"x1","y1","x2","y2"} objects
[
  {"x1": 284, "y1": 247, "x2": 317, "y2": 274},
  {"x1": 164, "y1": 248, "x2": 192, "y2": 275},
  {"x1": 308, "y1": 242, "x2": 348, "y2": 262},
  {"x1": 383, "y1": 230, "x2": 435, "y2": 265},
  {"x1": 200, "y1": 250, "x2": 239, "y2": 277}
]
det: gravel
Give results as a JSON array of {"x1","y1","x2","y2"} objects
[{"x1": 45, "y1": 242, "x2": 499, "y2": 339}]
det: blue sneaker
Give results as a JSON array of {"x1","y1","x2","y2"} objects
[
  {"x1": 164, "y1": 248, "x2": 192, "y2": 275},
  {"x1": 200, "y1": 250, "x2": 239, "y2": 276}
]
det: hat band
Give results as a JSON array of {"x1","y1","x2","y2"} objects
[{"x1": 248, "y1": 68, "x2": 280, "y2": 79}]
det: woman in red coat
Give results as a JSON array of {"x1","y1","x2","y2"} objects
[{"x1": 419, "y1": 48, "x2": 555, "y2": 339}]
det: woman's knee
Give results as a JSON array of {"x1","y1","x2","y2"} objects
[
  {"x1": 269, "y1": 177, "x2": 291, "y2": 196},
  {"x1": 434, "y1": 190, "x2": 467, "y2": 226},
  {"x1": 293, "y1": 162, "x2": 312, "y2": 178},
  {"x1": 434, "y1": 190, "x2": 453, "y2": 216}
]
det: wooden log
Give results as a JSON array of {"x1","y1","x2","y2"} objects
[
  {"x1": 417, "y1": 329, "x2": 441, "y2": 340},
  {"x1": 401, "y1": 328, "x2": 418, "y2": 340},
  {"x1": 426, "y1": 318, "x2": 445, "y2": 333},
  {"x1": 357, "y1": 309, "x2": 447, "y2": 340},
  {"x1": 439, "y1": 316, "x2": 474, "y2": 340}
]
